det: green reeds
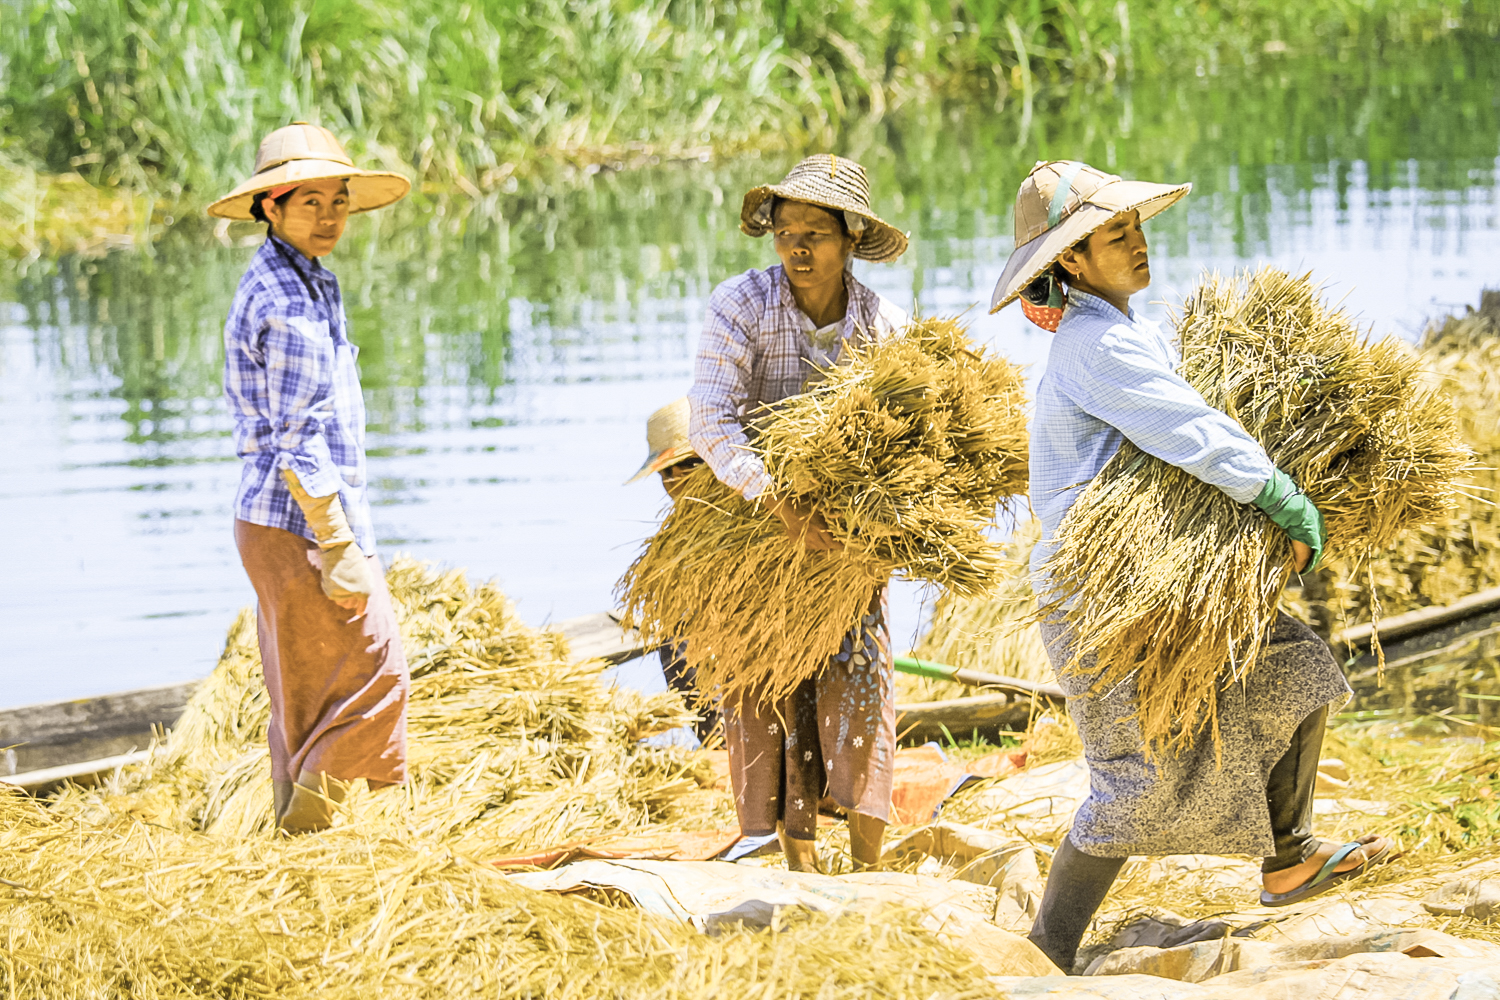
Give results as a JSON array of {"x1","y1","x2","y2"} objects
[
  {"x1": 2, "y1": 0, "x2": 1488, "y2": 202},
  {"x1": 618, "y1": 317, "x2": 1029, "y2": 709},
  {"x1": 1043, "y1": 267, "x2": 1470, "y2": 752}
]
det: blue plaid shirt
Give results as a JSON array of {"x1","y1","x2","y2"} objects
[
  {"x1": 1029, "y1": 289, "x2": 1272, "y2": 601},
  {"x1": 223, "y1": 236, "x2": 375, "y2": 553}
]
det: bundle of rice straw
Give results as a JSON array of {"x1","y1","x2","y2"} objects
[
  {"x1": 44, "y1": 557, "x2": 722, "y2": 854},
  {"x1": 618, "y1": 317, "x2": 1029, "y2": 708},
  {"x1": 904, "y1": 518, "x2": 1054, "y2": 701},
  {"x1": 1294, "y1": 293, "x2": 1500, "y2": 626},
  {"x1": 1043, "y1": 267, "x2": 1470, "y2": 751}
]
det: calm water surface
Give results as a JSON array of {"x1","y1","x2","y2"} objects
[{"x1": 3, "y1": 43, "x2": 1498, "y2": 708}]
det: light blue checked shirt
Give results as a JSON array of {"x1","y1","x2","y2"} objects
[
  {"x1": 223, "y1": 236, "x2": 375, "y2": 553},
  {"x1": 689, "y1": 265, "x2": 907, "y2": 499},
  {"x1": 1029, "y1": 289, "x2": 1272, "y2": 601}
]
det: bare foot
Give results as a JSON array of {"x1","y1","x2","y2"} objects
[{"x1": 1262, "y1": 834, "x2": 1388, "y2": 895}]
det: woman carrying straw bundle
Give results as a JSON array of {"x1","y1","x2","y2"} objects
[
  {"x1": 990, "y1": 161, "x2": 1390, "y2": 972},
  {"x1": 209, "y1": 123, "x2": 412, "y2": 834},
  {"x1": 688, "y1": 154, "x2": 908, "y2": 871}
]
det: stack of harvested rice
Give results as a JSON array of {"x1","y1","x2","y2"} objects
[
  {"x1": 1293, "y1": 293, "x2": 1500, "y2": 627},
  {"x1": 1043, "y1": 268, "x2": 1469, "y2": 751},
  {"x1": 904, "y1": 518, "x2": 1054, "y2": 701},
  {"x1": 618, "y1": 317, "x2": 1029, "y2": 707},
  {"x1": 2, "y1": 560, "x2": 1020, "y2": 996},
  {"x1": 45, "y1": 558, "x2": 723, "y2": 854},
  {"x1": 0, "y1": 790, "x2": 991, "y2": 998}
]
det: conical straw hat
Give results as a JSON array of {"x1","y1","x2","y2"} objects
[
  {"x1": 739, "y1": 154, "x2": 908, "y2": 263},
  {"x1": 625, "y1": 397, "x2": 698, "y2": 484},
  {"x1": 207, "y1": 122, "x2": 411, "y2": 220},
  {"x1": 989, "y1": 160, "x2": 1190, "y2": 313}
]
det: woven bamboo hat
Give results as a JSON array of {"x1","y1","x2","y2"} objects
[
  {"x1": 207, "y1": 122, "x2": 411, "y2": 221},
  {"x1": 625, "y1": 397, "x2": 699, "y2": 484},
  {"x1": 740, "y1": 154, "x2": 908, "y2": 263},
  {"x1": 989, "y1": 160, "x2": 1190, "y2": 313}
]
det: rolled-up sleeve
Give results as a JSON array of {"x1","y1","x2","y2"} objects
[
  {"x1": 1065, "y1": 324, "x2": 1272, "y2": 502},
  {"x1": 689, "y1": 287, "x2": 775, "y2": 500},
  {"x1": 252, "y1": 301, "x2": 344, "y2": 498}
]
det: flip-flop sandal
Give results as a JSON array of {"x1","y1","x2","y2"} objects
[{"x1": 1259, "y1": 839, "x2": 1391, "y2": 908}]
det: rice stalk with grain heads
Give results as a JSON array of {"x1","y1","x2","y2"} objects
[
  {"x1": 1043, "y1": 268, "x2": 1469, "y2": 752},
  {"x1": 618, "y1": 317, "x2": 1030, "y2": 708}
]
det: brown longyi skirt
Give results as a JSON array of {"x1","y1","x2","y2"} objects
[
  {"x1": 722, "y1": 590, "x2": 896, "y2": 839},
  {"x1": 234, "y1": 519, "x2": 409, "y2": 787}
]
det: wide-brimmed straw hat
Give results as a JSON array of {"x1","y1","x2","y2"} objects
[
  {"x1": 989, "y1": 160, "x2": 1190, "y2": 313},
  {"x1": 739, "y1": 154, "x2": 908, "y2": 263},
  {"x1": 207, "y1": 122, "x2": 411, "y2": 220},
  {"x1": 625, "y1": 397, "x2": 699, "y2": 484}
]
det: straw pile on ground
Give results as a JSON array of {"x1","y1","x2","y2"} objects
[
  {"x1": 4, "y1": 560, "x2": 1006, "y2": 997},
  {"x1": 0, "y1": 792, "x2": 994, "y2": 999},
  {"x1": 618, "y1": 317, "x2": 1029, "y2": 708},
  {"x1": 1295, "y1": 293, "x2": 1500, "y2": 628},
  {"x1": 43, "y1": 558, "x2": 723, "y2": 854},
  {"x1": 1043, "y1": 267, "x2": 1469, "y2": 752}
]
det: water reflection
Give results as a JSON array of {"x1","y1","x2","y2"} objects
[{"x1": 2, "y1": 39, "x2": 1498, "y2": 707}]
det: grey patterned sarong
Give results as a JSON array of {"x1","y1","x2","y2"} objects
[{"x1": 1040, "y1": 612, "x2": 1350, "y2": 858}]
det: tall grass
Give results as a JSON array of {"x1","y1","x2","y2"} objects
[{"x1": 1, "y1": 0, "x2": 1492, "y2": 203}]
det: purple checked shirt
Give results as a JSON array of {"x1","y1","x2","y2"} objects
[
  {"x1": 688, "y1": 265, "x2": 908, "y2": 499},
  {"x1": 223, "y1": 235, "x2": 376, "y2": 553}
]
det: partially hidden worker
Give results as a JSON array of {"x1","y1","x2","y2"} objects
[
  {"x1": 688, "y1": 154, "x2": 910, "y2": 872},
  {"x1": 210, "y1": 123, "x2": 413, "y2": 834},
  {"x1": 991, "y1": 160, "x2": 1392, "y2": 972},
  {"x1": 625, "y1": 397, "x2": 719, "y2": 743}
]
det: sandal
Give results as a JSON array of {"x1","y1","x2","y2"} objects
[{"x1": 1259, "y1": 837, "x2": 1391, "y2": 908}]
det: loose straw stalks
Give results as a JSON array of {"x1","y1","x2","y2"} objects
[
  {"x1": 1294, "y1": 297, "x2": 1500, "y2": 624},
  {"x1": 908, "y1": 518, "x2": 1055, "y2": 695},
  {"x1": 0, "y1": 561, "x2": 999, "y2": 997},
  {"x1": 1043, "y1": 268, "x2": 1470, "y2": 751},
  {"x1": 618, "y1": 317, "x2": 1029, "y2": 709},
  {"x1": 43, "y1": 558, "x2": 716, "y2": 853}
]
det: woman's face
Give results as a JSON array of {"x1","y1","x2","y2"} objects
[
  {"x1": 1058, "y1": 210, "x2": 1151, "y2": 304},
  {"x1": 772, "y1": 200, "x2": 857, "y2": 291},
  {"x1": 265, "y1": 179, "x2": 351, "y2": 258},
  {"x1": 659, "y1": 459, "x2": 700, "y2": 500}
]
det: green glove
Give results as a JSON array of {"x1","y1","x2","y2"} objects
[{"x1": 1253, "y1": 468, "x2": 1326, "y2": 571}]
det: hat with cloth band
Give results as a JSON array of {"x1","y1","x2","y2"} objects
[
  {"x1": 989, "y1": 160, "x2": 1191, "y2": 318},
  {"x1": 739, "y1": 154, "x2": 908, "y2": 263},
  {"x1": 625, "y1": 397, "x2": 699, "y2": 484},
  {"x1": 207, "y1": 122, "x2": 411, "y2": 220}
]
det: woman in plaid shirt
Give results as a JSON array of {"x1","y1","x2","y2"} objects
[
  {"x1": 209, "y1": 124, "x2": 411, "y2": 834},
  {"x1": 687, "y1": 155, "x2": 910, "y2": 872}
]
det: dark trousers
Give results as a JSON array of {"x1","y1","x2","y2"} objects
[
  {"x1": 1027, "y1": 706, "x2": 1328, "y2": 973},
  {"x1": 659, "y1": 644, "x2": 720, "y2": 742}
]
